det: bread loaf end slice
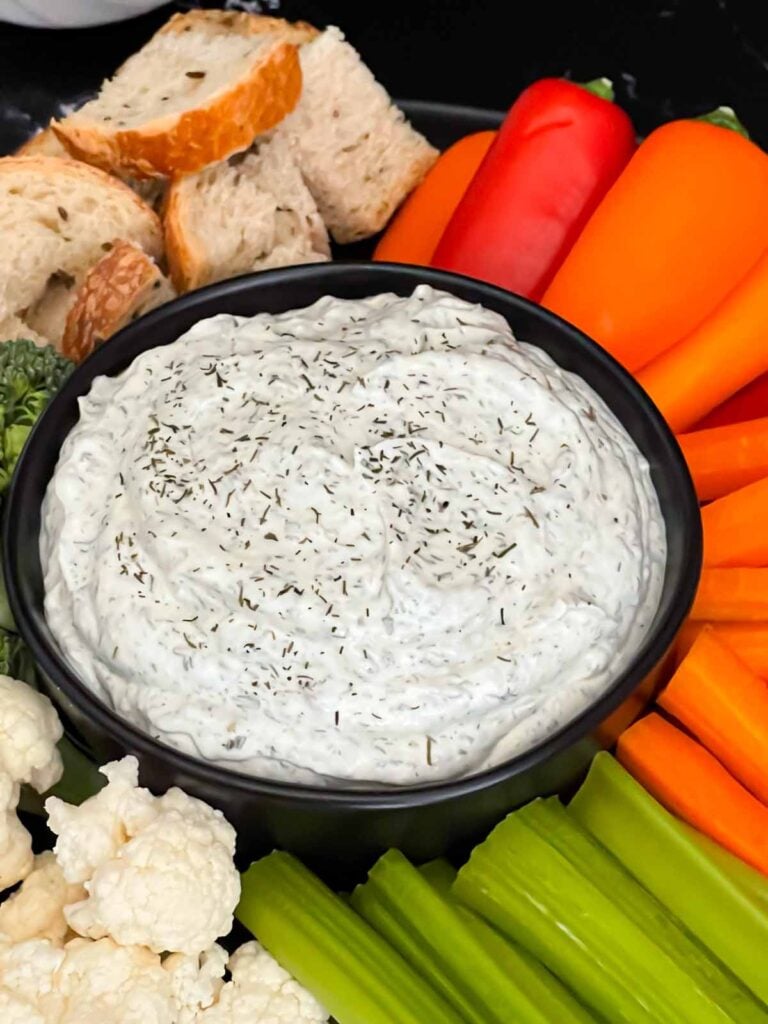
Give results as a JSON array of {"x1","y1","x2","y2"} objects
[{"x1": 62, "y1": 239, "x2": 174, "y2": 363}]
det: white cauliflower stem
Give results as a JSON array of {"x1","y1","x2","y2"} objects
[
  {"x1": 0, "y1": 852, "x2": 85, "y2": 945},
  {"x1": 46, "y1": 756, "x2": 240, "y2": 955},
  {"x1": 0, "y1": 774, "x2": 32, "y2": 891}
]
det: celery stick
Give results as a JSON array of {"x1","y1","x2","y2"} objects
[
  {"x1": 352, "y1": 857, "x2": 494, "y2": 1024},
  {"x1": 420, "y1": 857, "x2": 458, "y2": 891},
  {"x1": 238, "y1": 852, "x2": 463, "y2": 1024},
  {"x1": 519, "y1": 798, "x2": 767, "y2": 1023},
  {"x1": 453, "y1": 810, "x2": 749, "y2": 1023},
  {"x1": 354, "y1": 849, "x2": 591, "y2": 1024},
  {"x1": 419, "y1": 860, "x2": 596, "y2": 1023},
  {"x1": 569, "y1": 752, "x2": 768, "y2": 1006}
]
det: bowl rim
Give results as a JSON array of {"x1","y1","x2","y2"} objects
[{"x1": 3, "y1": 260, "x2": 702, "y2": 809}]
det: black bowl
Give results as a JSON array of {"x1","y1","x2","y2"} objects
[{"x1": 3, "y1": 262, "x2": 701, "y2": 879}]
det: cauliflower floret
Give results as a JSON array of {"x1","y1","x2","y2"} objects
[
  {"x1": 46, "y1": 756, "x2": 240, "y2": 955},
  {"x1": 198, "y1": 941, "x2": 328, "y2": 1023},
  {"x1": 0, "y1": 936, "x2": 64, "y2": 1012},
  {"x1": 164, "y1": 943, "x2": 228, "y2": 1023},
  {"x1": 0, "y1": 773, "x2": 32, "y2": 891},
  {"x1": 0, "y1": 852, "x2": 86, "y2": 945},
  {"x1": 0, "y1": 675, "x2": 63, "y2": 793},
  {"x1": 0, "y1": 935, "x2": 178, "y2": 1023},
  {"x1": 55, "y1": 937, "x2": 175, "y2": 1024},
  {"x1": 45, "y1": 757, "x2": 156, "y2": 884},
  {"x1": 0, "y1": 986, "x2": 46, "y2": 1024},
  {"x1": 0, "y1": 675, "x2": 65, "y2": 891}
]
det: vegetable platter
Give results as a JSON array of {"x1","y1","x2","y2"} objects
[{"x1": 0, "y1": 4, "x2": 768, "y2": 1023}]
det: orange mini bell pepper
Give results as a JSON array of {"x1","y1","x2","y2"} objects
[
  {"x1": 543, "y1": 110, "x2": 768, "y2": 372},
  {"x1": 374, "y1": 131, "x2": 495, "y2": 266}
]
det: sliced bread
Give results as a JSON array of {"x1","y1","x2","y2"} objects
[
  {"x1": 17, "y1": 126, "x2": 168, "y2": 211},
  {"x1": 0, "y1": 314, "x2": 51, "y2": 348},
  {"x1": 0, "y1": 156, "x2": 163, "y2": 337},
  {"x1": 61, "y1": 240, "x2": 175, "y2": 363},
  {"x1": 164, "y1": 133, "x2": 330, "y2": 292},
  {"x1": 15, "y1": 127, "x2": 74, "y2": 160},
  {"x1": 51, "y1": 10, "x2": 317, "y2": 179},
  {"x1": 275, "y1": 26, "x2": 438, "y2": 243}
]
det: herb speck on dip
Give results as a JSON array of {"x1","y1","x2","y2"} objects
[{"x1": 41, "y1": 286, "x2": 665, "y2": 785}]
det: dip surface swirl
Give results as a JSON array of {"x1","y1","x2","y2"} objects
[{"x1": 41, "y1": 286, "x2": 666, "y2": 786}]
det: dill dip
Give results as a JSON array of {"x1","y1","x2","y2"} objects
[{"x1": 41, "y1": 286, "x2": 666, "y2": 786}]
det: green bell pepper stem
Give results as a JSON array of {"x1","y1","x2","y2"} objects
[
  {"x1": 696, "y1": 106, "x2": 750, "y2": 139},
  {"x1": 579, "y1": 77, "x2": 615, "y2": 102}
]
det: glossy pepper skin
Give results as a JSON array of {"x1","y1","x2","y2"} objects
[
  {"x1": 696, "y1": 373, "x2": 768, "y2": 430},
  {"x1": 431, "y1": 78, "x2": 636, "y2": 301}
]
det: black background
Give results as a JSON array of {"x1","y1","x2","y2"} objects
[{"x1": 1, "y1": 0, "x2": 767, "y2": 153}]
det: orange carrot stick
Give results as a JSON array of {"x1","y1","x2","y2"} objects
[
  {"x1": 675, "y1": 621, "x2": 768, "y2": 679},
  {"x1": 617, "y1": 712, "x2": 768, "y2": 874},
  {"x1": 542, "y1": 118, "x2": 768, "y2": 372},
  {"x1": 638, "y1": 249, "x2": 768, "y2": 432},
  {"x1": 691, "y1": 568, "x2": 768, "y2": 621},
  {"x1": 658, "y1": 626, "x2": 768, "y2": 804},
  {"x1": 374, "y1": 132, "x2": 495, "y2": 266},
  {"x1": 677, "y1": 417, "x2": 768, "y2": 502},
  {"x1": 700, "y1": 475, "x2": 768, "y2": 567}
]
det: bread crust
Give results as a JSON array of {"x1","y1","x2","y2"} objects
[
  {"x1": 51, "y1": 12, "x2": 314, "y2": 179},
  {"x1": 15, "y1": 127, "x2": 73, "y2": 160},
  {"x1": 61, "y1": 240, "x2": 171, "y2": 362},
  {"x1": 163, "y1": 176, "x2": 205, "y2": 292}
]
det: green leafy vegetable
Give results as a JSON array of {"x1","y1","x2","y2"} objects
[
  {"x1": 0, "y1": 625, "x2": 36, "y2": 682},
  {"x1": 0, "y1": 338, "x2": 73, "y2": 494},
  {"x1": 569, "y1": 751, "x2": 768, "y2": 1006}
]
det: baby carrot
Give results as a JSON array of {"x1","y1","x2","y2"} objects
[
  {"x1": 543, "y1": 116, "x2": 768, "y2": 372},
  {"x1": 658, "y1": 627, "x2": 768, "y2": 805},
  {"x1": 700, "y1": 475, "x2": 768, "y2": 567},
  {"x1": 374, "y1": 132, "x2": 495, "y2": 265},
  {"x1": 617, "y1": 713, "x2": 768, "y2": 875},
  {"x1": 678, "y1": 417, "x2": 768, "y2": 501},
  {"x1": 638, "y1": 249, "x2": 768, "y2": 432},
  {"x1": 691, "y1": 568, "x2": 768, "y2": 621},
  {"x1": 675, "y1": 621, "x2": 768, "y2": 679}
]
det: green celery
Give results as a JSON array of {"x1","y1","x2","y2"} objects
[
  {"x1": 419, "y1": 860, "x2": 596, "y2": 1023},
  {"x1": 453, "y1": 805, "x2": 755, "y2": 1023},
  {"x1": 237, "y1": 851, "x2": 463, "y2": 1024},
  {"x1": 519, "y1": 798, "x2": 766, "y2": 1023},
  {"x1": 569, "y1": 752, "x2": 768, "y2": 1006},
  {"x1": 353, "y1": 849, "x2": 590, "y2": 1024}
]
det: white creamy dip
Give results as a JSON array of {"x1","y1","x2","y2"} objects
[{"x1": 41, "y1": 286, "x2": 666, "y2": 786}]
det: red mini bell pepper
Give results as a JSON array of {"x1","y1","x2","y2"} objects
[
  {"x1": 431, "y1": 77, "x2": 636, "y2": 301},
  {"x1": 696, "y1": 373, "x2": 768, "y2": 430}
]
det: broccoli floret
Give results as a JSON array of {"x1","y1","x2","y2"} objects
[
  {"x1": 0, "y1": 338, "x2": 73, "y2": 495},
  {"x1": 0, "y1": 627, "x2": 36, "y2": 684}
]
